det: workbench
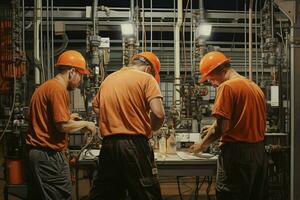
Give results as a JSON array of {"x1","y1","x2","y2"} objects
[{"x1": 75, "y1": 150, "x2": 217, "y2": 200}]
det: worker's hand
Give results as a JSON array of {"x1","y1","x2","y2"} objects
[
  {"x1": 71, "y1": 113, "x2": 82, "y2": 121},
  {"x1": 189, "y1": 143, "x2": 206, "y2": 154},
  {"x1": 83, "y1": 122, "x2": 97, "y2": 136}
]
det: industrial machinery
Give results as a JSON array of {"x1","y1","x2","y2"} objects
[{"x1": 0, "y1": 0, "x2": 297, "y2": 199}]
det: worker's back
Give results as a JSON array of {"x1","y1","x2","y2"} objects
[
  {"x1": 212, "y1": 77, "x2": 266, "y2": 144},
  {"x1": 96, "y1": 67, "x2": 162, "y2": 138}
]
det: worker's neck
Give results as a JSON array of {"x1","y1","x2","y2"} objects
[
  {"x1": 224, "y1": 68, "x2": 244, "y2": 81},
  {"x1": 54, "y1": 73, "x2": 68, "y2": 88},
  {"x1": 131, "y1": 65, "x2": 147, "y2": 72}
]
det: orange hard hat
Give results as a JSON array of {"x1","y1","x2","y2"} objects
[
  {"x1": 55, "y1": 50, "x2": 90, "y2": 75},
  {"x1": 199, "y1": 51, "x2": 230, "y2": 83},
  {"x1": 132, "y1": 51, "x2": 161, "y2": 83}
]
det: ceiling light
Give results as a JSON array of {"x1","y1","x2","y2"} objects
[
  {"x1": 121, "y1": 23, "x2": 135, "y2": 37},
  {"x1": 195, "y1": 23, "x2": 212, "y2": 39}
]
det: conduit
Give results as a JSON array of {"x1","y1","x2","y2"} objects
[{"x1": 174, "y1": 0, "x2": 182, "y2": 110}]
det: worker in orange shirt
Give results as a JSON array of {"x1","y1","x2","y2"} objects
[
  {"x1": 25, "y1": 50, "x2": 97, "y2": 200},
  {"x1": 87, "y1": 52, "x2": 165, "y2": 200},
  {"x1": 189, "y1": 51, "x2": 268, "y2": 200}
]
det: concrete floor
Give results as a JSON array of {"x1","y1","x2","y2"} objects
[{"x1": 0, "y1": 174, "x2": 216, "y2": 200}]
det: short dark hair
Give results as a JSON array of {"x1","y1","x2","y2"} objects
[
  {"x1": 54, "y1": 65, "x2": 73, "y2": 75},
  {"x1": 128, "y1": 59, "x2": 148, "y2": 67}
]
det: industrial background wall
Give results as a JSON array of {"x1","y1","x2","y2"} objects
[{"x1": 0, "y1": 0, "x2": 298, "y2": 199}]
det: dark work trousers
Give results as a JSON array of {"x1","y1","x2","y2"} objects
[
  {"x1": 216, "y1": 141, "x2": 268, "y2": 200},
  {"x1": 87, "y1": 134, "x2": 162, "y2": 200},
  {"x1": 24, "y1": 146, "x2": 72, "y2": 200}
]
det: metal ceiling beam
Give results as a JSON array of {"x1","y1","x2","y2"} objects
[{"x1": 24, "y1": 7, "x2": 288, "y2": 21}]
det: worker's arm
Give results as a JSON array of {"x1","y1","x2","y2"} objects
[
  {"x1": 56, "y1": 119, "x2": 96, "y2": 135},
  {"x1": 93, "y1": 107, "x2": 100, "y2": 115},
  {"x1": 149, "y1": 97, "x2": 165, "y2": 131},
  {"x1": 92, "y1": 91, "x2": 100, "y2": 114},
  {"x1": 189, "y1": 116, "x2": 230, "y2": 153}
]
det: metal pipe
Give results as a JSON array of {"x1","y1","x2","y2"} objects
[
  {"x1": 40, "y1": 3, "x2": 45, "y2": 83},
  {"x1": 175, "y1": 0, "x2": 182, "y2": 110},
  {"x1": 142, "y1": 0, "x2": 145, "y2": 51},
  {"x1": 248, "y1": 0, "x2": 253, "y2": 80},
  {"x1": 46, "y1": 0, "x2": 50, "y2": 79},
  {"x1": 34, "y1": 0, "x2": 41, "y2": 84},
  {"x1": 260, "y1": 0, "x2": 264, "y2": 83},
  {"x1": 190, "y1": 0, "x2": 193, "y2": 79},
  {"x1": 51, "y1": 0, "x2": 54, "y2": 76},
  {"x1": 199, "y1": 0, "x2": 204, "y2": 19},
  {"x1": 271, "y1": 0, "x2": 274, "y2": 38},
  {"x1": 290, "y1": 26, "x2": 294, "y2": 200},
  {"x1": 93, "y1": 0, "x2": 98, "y2": 36},
  {"x1": 255, "y1": 0, "x2": 258, "y2": 83},
  {"x1": 22, "y1": 0, "x2": 25, "y2": 53},
  {"x1": 130, "y1": 0, "x2": 134, "y2": 21},
  {"x1": 150, "y1": 0, "x2": 152, "y2": 51},
  {"x1": 244, "y1": 0, "x2": 247, "y2": 77}
]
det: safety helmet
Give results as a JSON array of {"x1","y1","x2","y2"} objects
[
  {"x1": 132, "y1": 51, "x2": 161, "y2": 83},
  {"x1": 55, "y1": 50, "x2": 90, "y2": 75},
  {"x1": 199, "y1": 51, "x2": 230, "y2": 83}
]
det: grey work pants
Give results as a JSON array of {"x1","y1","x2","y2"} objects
[{"x1": 25, "y1": 146, "x2": 72, "y2": 200}]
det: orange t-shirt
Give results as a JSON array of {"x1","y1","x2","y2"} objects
[
  {"x1": 212, "y1": 77, "x2": 266, "y2": 143},
  {"x1": 26, "y1": 79, "x2": 70, "y2": 151},
  {"x1": 92, "y1": 67, "x2": 163, "y2": 138}
]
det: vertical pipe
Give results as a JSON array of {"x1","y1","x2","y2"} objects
[
  {"x1": 190, "y1": 0, "x2": 193, "y2": 79},
  {"x1": 255, "y1": 0, "x2": 258, "y2": 83},
  {"x1": 150, "y1": 0, "x2": 152, "y2": 51},
  {"x1": 51, "y1": 0, "x2": 54, "y2": 76},
  {"x1": 40, "y1": 3, "x2": 45, "y2": 83},
  {"x1": 244, "y1": 1, "x2": 247, "y2": 77},
  {"x1": 271, "y1": 0, "x2": 274, "y2": 38},
  {"x1": 290, "y1": 26, "x2": 294, "y2": 200},
  {"x1": 175, "y1": 0, "x2": 182, "y2": 110},
  {"x1": 260, "y1": 0, "x2": 264, "y2": 83},
  {"x1": 93, "y1": 0, "x2": 98, "y2": 36},
  {"x1": 142, "y1": 0, "x2": 145, "y2": 51},
  {"x1": 22, "y1": 0, "x2": 25, "y2": 53},
  {"x1": 46, "y1": 0, "x2": 50, "y2": 79},
  {"x1": 34, "y1": 0, "x2": 41, "y2": 84},
  {"x1": 130, "y1": 0, "x2": 134, "y2": 21},
  {"x1": 249, "y1": 0, "x2": 253, "y2": 80}
]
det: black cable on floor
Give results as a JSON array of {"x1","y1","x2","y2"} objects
[{"x1": 176, "y1": 176, "x2": 184, "y2": 200}]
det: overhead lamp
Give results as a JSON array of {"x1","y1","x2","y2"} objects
[
  {"x1": 121, "y1": 23, "x2": 135, "y2": 37},
  {"x1": 195, "y1": 23, "x2": 212, "y2": 39}
]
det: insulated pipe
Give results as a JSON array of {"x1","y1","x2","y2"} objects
[
  {"x1": 249, "y1": 0, "x2": 253, "y2": 80},
  {"x1": 33, "y1": 0, "x2": 41, "y2": 84},
  {"x1": 174, "y1": 0, "x2": 182, "y2": 110}
]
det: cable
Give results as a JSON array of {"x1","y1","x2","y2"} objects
[
  {"x1": 77, "y1": 127, "x2": 101, "y2": 161},
  {"x1": 176, "y1": 176, "x2": 184, "y2": 200}
]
